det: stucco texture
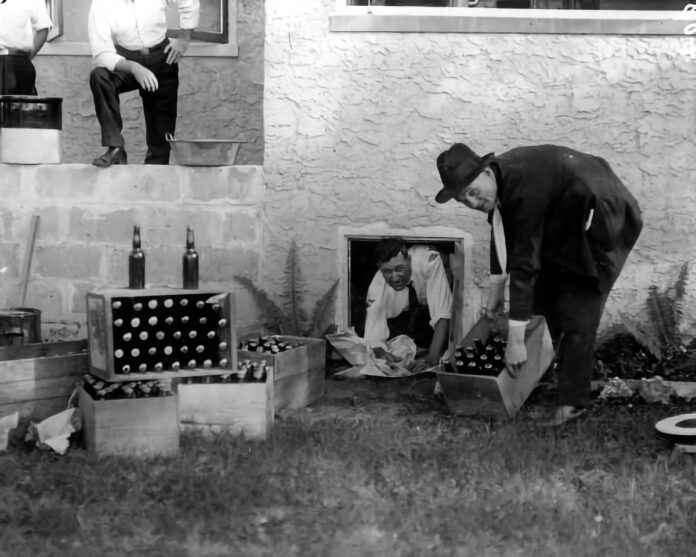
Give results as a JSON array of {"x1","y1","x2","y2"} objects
[
  {"x1": 33, "y1": 0, "x2": 264, "y2": 166},
  {"x1": 263, "y1": 0, "x2": 696, "y2": 336}
]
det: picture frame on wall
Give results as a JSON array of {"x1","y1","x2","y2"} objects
[{"x1": 45, "y1": 0, "x2": 64, "y2": 42}]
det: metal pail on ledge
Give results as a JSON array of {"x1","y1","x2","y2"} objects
[
  {"x1": 0, "y1": 308, "x2": 42, "y2": 346},
  {"x1": 0, "y1": 95, "x2": 63, "y2": 164}
]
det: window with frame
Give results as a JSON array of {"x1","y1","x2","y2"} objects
[
  {"x1": 333, "y1": 0, "x2": 696, "y2": 35},
  {"x1": 346, "y1": 1, "x2": 688, "y2": 9}
]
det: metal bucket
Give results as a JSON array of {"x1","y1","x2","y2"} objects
[{"x1": 0, "y1": 308, "x2": 41, "y2": 346}]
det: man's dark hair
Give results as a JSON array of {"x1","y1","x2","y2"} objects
[{"x1": 375, "y1": 237, "x2": 409, "y2": 266}]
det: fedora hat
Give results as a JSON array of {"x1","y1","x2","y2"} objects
[{"x1": 435, "y1": 143, "x2": 494, "y2": 204}]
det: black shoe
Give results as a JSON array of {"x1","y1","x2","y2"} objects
[{"x1": 92, "y1": 147, "x2": 127, "y2": 168}]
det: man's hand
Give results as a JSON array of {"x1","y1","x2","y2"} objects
[
  {"x1": 372, "y1": 347, "x2": 399, "y2": 363},
  {"x1": 504, "y1": 324, "x2": 527, "y2": 378},
  {"x1": 132, "y1": 64, "x2": 159, "y2": 92},
  {"x1": 165, "y1": 38, "x2": 190, "y2": 65},
  {"x1": 410, "y1": 359, "x2": 432, "y2": 373}
]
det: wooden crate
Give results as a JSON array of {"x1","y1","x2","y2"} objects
[
  {"x1": 0, "y1": 340, "x2": 88, "y2": 421},
  {"x1": 237, "y1": 335, "x2": 326, "y2": 411},
  {"x1": 437, "y1": 315, "x2": 554, "y2": 419},
  {"x1": 178, "y1": 375, "x2": 274, "y2": 440},
  {"x1": 78, "y1": 386, "x2": 179, "y2": 456},
  {"x1": 86, "y1": 287, "x2": 236, "y2": 382}
]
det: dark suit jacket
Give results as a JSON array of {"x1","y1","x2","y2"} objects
[{"x1": 488, "y1": 145, "x2": 643, "y2": 321}]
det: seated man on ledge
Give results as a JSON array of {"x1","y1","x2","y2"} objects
[
  {"x1": 364, "y1": 238, "x2": 453, "y2": 372},
  {"x1": 87, "y1": 0, "x2": 200, "y2": 167}
]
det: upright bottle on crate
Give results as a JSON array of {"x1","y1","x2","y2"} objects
[
  {"x1": 129, "y1": 225, "x2": 145, "y2": 289},
  {"x1": 182, "y1": 226, "x2": 199, "y2": 289}
]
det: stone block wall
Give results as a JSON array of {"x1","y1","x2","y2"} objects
[
  {"x1": 263, "y1": 0, "x2": 696, "y2": 338},
  {"x1": 0, "y1": 164, "x2": 264, "y2": 341}
]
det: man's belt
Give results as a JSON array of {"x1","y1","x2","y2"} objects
[
  {"x1": 115, "y1": 38, "x2": 169, "y2": 56},
  {"x1": 0, "y1": 47, "x2": 30, "y2": 57}
]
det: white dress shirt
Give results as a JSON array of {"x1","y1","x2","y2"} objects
[
  {"x1": 88, "y1": 0, "x2": 200, "y2": 71},
  {"x1": 364, "y1": 246, "x2": 453, "y2": 344},
  {"x1": 0, "y1": 0, "x2": 52, "y2": 53}
]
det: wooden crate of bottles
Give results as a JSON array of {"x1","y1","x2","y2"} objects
[
  {"x1": 86, "y1": 287, "x2": 236, "y2": 382},
  {"x1": 177, "y1": 360, "x2": 273, "y2": 440},
  {"x1": 78, "y1": 375, "x2": 179, "y2": 456},
  {"x1": 437, "y1": 315, "x2": 554, "y2": 419},
  {"x1": 237, "y1": 334, "x2": 326, "y2": 411}
]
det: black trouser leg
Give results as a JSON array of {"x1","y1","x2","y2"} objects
[
  {"x1": 140, "y1": 59, "x2": 178, "y2": 165},
  {"x1": 533, "y1": 271, "x2": 608, "y2": 408},
  {"x1": 0, "y1": 55, "x2": 37, "y2": 95},
  {"x1": 89, "y1": 67, "x2": 139, "y2": 148}
]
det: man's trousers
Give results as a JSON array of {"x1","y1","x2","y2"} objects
[{"x1": 89, "y1": 40, "x2": 178, "y2": 165}]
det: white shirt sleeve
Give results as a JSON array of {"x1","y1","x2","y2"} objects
[
  {"x1": 175, "y1": 0, "x2": 200, "y2": 29},
  {"x1": 30, "y1": 0, "x2": 53, "y2": 32},
  {"x1": 363, "y1": 270, "x2": 390, "y2": 345},
  {"x1": 88, "y1": 1, "x2": 124, "y2": 71},
  {"x1": 489, "y1": 274, "x2": 508, "y2": 284},
  {"x1": 423, "y1": 250, "x2": 452, "y2": 328}
]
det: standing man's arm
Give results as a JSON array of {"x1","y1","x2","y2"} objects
[
  {"x1": 424, "y1": 250, "x2": 453, "y2": 366},
  {"x1": 88, "y1": 1, "x2": 159, "y2": 92},
  {"x1": 427, "y1": 318, "x2": 449, "y2": 367},
  {"x1": 164, "y1": 0, "x2": 200, "y2": 65},
  {"x1": 30, "y1": 28, "x2": 48, "y2": 59},
  {"x1": 28, "y1": 0, "x2": 52, "y2": 59}
]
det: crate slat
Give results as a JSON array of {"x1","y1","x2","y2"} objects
[
  {"x1": 0, "y1": 395, "x2": 75, "y2": 422},
  {"x1": 0, "y1": 353, "x2": 89, "y2": 384},
  {"x1": 0, "y1": 374, "x2": 80, "y2": 406},
  {"x1": 178, "y1": 379, "x2": 274, "y2": 440},
  {"x1": 0, "y1": 340, "x2": 87, "y2": 362}
]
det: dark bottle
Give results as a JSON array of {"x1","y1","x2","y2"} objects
[
  {"x1": 253, "y1": 361, "x2": 267, "y2": 382},
  {"x1": 129, "y1": 225, "x2": 145, "y2": 289},
  {"x1": 182, "y1": 226, "x2": 199, "y2": 290}
]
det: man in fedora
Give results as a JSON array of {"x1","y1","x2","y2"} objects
[{"x1": 435, "y1": 143, "x2": 643, "y2": 425}]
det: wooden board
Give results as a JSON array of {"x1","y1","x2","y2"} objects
[
  {"x1": 0, "y1": 342, "x2": 89, "y2": 420},
  {"x1": 78, "y1": 386, "x2": 180, "y2": 456},
  {"x1": 438, "y1": 315, "x2": 554, "y2": 419},
  {"x1": 238, "y1": 335, "x2": 326, "y2": 410},
  {"x1": 178, "y1": 380, "x2": 274, "y2": 440}
]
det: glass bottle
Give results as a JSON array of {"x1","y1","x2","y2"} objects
[
  {"x1": 182, "y1": 226, "x2": 199, "y2": 290},
  {"x1": 128, "y1": 225, "x2": 145, "y2": 289}
]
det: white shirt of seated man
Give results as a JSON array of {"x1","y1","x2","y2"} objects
[{"x1": 364, "y1": 245, "x2": 453, "y2": 347}]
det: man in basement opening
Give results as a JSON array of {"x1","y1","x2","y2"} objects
[
  {"x1": 435, "y1": 142, "x2": 643, "y2": 426},
  {"x1": 0, "y1": 0, "x2": 52, "y2": 95},
  {"x1": 363, "y1": 237, "x2": 453, "y2": 372},
  {"x1": 87, "y1": 0, "x2": 200, "y2": 167}
]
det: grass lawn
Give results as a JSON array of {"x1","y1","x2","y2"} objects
[{"x1": 0, "y1": 377, "x2": 694, "y2": 557}]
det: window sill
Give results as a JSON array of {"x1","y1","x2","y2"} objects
[{"x1": 329, "y1": 7, "x2": 694, "y2": 35}]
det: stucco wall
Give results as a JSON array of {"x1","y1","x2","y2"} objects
[
  {"x1": 33, "y1": 0, "x2": 264, "y2": 166},
  {"x1": 263, "y1": 0, "x2": 696, "y2": 337}
]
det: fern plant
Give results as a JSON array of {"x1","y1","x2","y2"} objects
[
  {"x1": 614, "y1": 261, "x2": 691, "y2": 374},
  {"x1": 234, "y1": 239, "x2": 339, "y2": 338}
]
